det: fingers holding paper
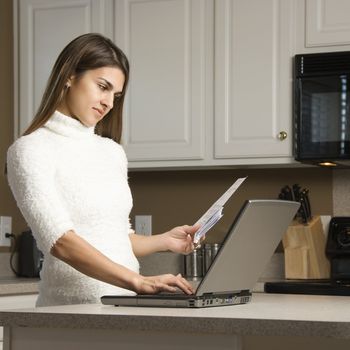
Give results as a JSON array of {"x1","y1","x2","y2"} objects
[
  {"x1": 193, "y1": 206, "x2": 224, "y2": 244},
  {"x1": 161, "y1": 178, "x2": 247, "y2": 252},
  {"x1": 164, "y1": 224, "x2": 200, "y2": 255},
  {"x1": 193, "y1": 177, "x2": 247, "y2": 244}
]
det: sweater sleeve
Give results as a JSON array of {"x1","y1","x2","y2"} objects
[
  {"x1": 118, "y1": 144, "x2": 135, "y2": 235},
  {"x1": 7, "y1": 137, "x2": 75, "y2": 254}
]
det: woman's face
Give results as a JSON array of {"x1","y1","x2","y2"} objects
[{"x1": 58, "y1": 66, "x2": 125, "y2": 127}]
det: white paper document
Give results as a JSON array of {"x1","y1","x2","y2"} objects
[{"x1": 193, "y1": 177, "x2": 247, "y2": 244}]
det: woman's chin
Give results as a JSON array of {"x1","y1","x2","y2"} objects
[{"x1": 81, "y1": 117, "x2": 99, "y2": 128}]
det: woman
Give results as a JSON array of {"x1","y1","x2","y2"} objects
[{"x1": 7, "y1": 33, "x2": 199, "y2": 306}]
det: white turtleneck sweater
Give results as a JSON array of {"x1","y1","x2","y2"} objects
[{"x1": 7, "y1": 111, "x2": 139, "y2": 306}]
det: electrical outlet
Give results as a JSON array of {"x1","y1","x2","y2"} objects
[
  {"x1": 0, "y1": 216, "x2": 12, "y2": 247},
  {"x1": 135, "y1": 215, "x2": 152, "y2": 236}
]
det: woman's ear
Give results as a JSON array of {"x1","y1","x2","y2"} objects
[
  {"x1": 66, "y1": 75, "x2": 75, "y2": 88},
  {"x1": 65, "y1": 78, "x2": 72, "y2": 88}
]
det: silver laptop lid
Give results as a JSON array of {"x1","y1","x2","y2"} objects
[{"x1": 196, "y1": 199, "x2": 299, "y2": 296}]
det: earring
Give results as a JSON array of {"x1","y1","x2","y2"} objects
[{"x1": 65, "y1": 82, "x2": 71, "y2": 89}]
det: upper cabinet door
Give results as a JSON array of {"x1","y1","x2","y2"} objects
[
  {"x1": 214, "y1": 0, "x2": 294, "y2": 159},
  {"x1": 16, "y1": 0, "x2": 113, "y2": 136},
  {"x1": 115, "y1": 0, "x2": 212, "y2": 162},
  {"x1": 306, "y1": 0, "x2": 350, "y2": 47}
]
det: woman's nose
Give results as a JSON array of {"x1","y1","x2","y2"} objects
[{"x1": 101, "y1": 93, "x2": 114, "y2": 110}]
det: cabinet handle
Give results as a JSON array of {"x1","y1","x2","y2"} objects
[{"x1": 278, "y1": 131, "x2": 287, "y2": 141}]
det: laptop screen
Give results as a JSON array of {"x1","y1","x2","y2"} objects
[{"x1": 195, "y1": 199, "x2": 299, "y2": 295}]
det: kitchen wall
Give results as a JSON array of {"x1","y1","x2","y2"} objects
[
  {"x1": 333, "y1": 170, "x2": 350, "y2": 216},
  {"x1": 0, "y1": 0, "x2": 334, "y2": 277},
  {"x1": 0, "y1": 0, "x2": 28, "y2": 254},
  {"x1": 129, "y1": 168, "x2": 333, "y2": 244}
]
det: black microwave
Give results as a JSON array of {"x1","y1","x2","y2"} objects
[{"x1": 294, "y1": 51, "x2": 350, "y2": 167}]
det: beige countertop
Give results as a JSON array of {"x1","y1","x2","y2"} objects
[
  {"x1": 1, "y1": 293, "x2": 350, "y2": 339},
  {"x1": 0, "y1": 277, "x2": 39, "y2": 296}
]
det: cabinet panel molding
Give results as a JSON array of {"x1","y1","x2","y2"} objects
[
  {"x1": 214, "y1": 0, "x2": 294, "y2": 159},
  {"x1": 16, "y1": 0, "x2": 114, "y2": 136},
  {"x1": 115, "y1": 0, "x2": 211, "y2": 161},
  {"x1": 306, "y1": 0, "x2": 350, "y2": 47},
  {"x1": 15, "y1": 0, "x2": 297, "y2": 168}
]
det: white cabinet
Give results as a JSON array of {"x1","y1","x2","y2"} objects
[
  {"x1": 15, "y1": 0, "x2": 114, "y2": 136},
  {"x1": 0, "y1": 294, "x2": 38, "y2": 350},
  {"x1": 115, "y1": 0, "x2": 212, "y2": 162},
  {"x1": 15, "y1": 0, "x2": 297, "y2": 168},
  {"x1": 305, "y1": 0, "x2": 350, "y2": 47},
  {"x1": 117, "y1": 0, "x2": 296, "y2": 168},
  {"x1": 296, "y1": 0, "x2": 350, "y2": 53},
  {"x1": 214, "y1": 0, "x2": 294, "y2": 159}
]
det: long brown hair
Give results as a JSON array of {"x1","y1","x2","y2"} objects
[{"x1": 23, "y1": 33, "x2": 129, "y2": 143}]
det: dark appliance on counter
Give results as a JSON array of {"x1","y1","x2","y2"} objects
[
  {"x1": 264, "y1": 217, "x2": 350, "y2": 296},
  {"x1": 326, "y1": 217, "x2": 350, "y2": 283},
  {"x1": 18, "y1": 230, "x2": 43, "y2": 278},
  {"x1": 294, "y1": 51, "x2": 350, "y2": 167}
]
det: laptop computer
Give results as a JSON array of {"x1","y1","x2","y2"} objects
[{"x1": 101, "y1": 199, "x2": 300, "y2": 308}]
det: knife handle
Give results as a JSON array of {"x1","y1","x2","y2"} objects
[
  {"x1": 299, "y1": 197, "x2": 308, "y2": 224},
  {"x1": 292, "y1": 183, "x2": 301, "y2": 202},
  {"x1": 302, "y1": 189, "x2": 312, "y2": 220},
  {"x1": 283, "y1": 186, "x2": 293, "y2": 201}
]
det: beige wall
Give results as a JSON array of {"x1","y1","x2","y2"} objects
[
  {"x1": 0, "y1": 0, "x2": 333, "y2": 253},
  {"x1": 129, "y1": 168, "x2": 333, "y2": 245},
  {"x1": 0, "y1": 0, "x2": 28, "y2": 252}
]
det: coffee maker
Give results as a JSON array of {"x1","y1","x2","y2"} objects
[
  {"x1": 18, "y1": 230, "x2": 43, "y2": 278},
  {"x1": 265, "y1": 217, "x2": 350, "y2": 295},
  {"x1": 326, "y1": 217, "x2": 350, "y2": 283}
]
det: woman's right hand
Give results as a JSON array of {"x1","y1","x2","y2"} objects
[{"x1": 132, "y1": 273, "x2": 194, "y2": 295}]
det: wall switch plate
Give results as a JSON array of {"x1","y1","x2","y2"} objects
[
  {"x1": 0, "y1": 216, "x2": 12, "y2": 247},
  {"x1": 135, "y1": 215, "x2": 152, "y2": 236}
]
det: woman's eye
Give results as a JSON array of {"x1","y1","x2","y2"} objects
[{"x1": 98, "y1": 84, "x2": 107, "y2": 91}]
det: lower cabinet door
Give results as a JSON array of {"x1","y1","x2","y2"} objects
[{"x1": 0, "y1": 294, "x2": 38, "y2": 344}]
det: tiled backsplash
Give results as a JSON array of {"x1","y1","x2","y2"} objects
[
  {"x1": 0, "y1": 169, "x2": 341, "y2": 280},
  {"x1": 0, "y1": 252, "x2": 17, "y2": 278},
  {"x1": 138, "y1": 252, "x2": 184, "y2": 276},
  {"x1": 333, "y1": 169, "x2": 350, "y2": 216},
  {"x1": 0, "y1": 217, "x2": 333, "y2": 280},
  {"x1": 138, "y1": 251, "x2": 285, "y2": 281},
  {"x1": 138, "y1": 216, "x2": 333, "y2": 281}
]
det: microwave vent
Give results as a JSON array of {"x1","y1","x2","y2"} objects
[{"x1": 295, "y1": 51, "x2": 350, "y2": 77}]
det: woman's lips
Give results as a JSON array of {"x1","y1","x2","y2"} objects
[{"x1": 92, "y1": 107, "x2": 103, "y2": 117}]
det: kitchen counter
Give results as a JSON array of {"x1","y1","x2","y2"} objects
[
  {"x1": 1, "y1": 293, "x2": 350, "y2": 350},
  {"x1": 1, "y1": 292, "x2": 350, "y2": 336},
  {"x1": 0, "y1": 277, "x2": 39, "y2": 296}
]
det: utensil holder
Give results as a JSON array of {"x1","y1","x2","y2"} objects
[
  {"x1": 184, "y1": 248, "x2": 203, "y2": 278},
  {"x1": 203, "y1": 243, "x2": 221, "y2": 274},
  {"x1": 282, "y1": 215, "x2": 330, "y2": 279}
]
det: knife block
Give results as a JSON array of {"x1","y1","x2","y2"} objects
[{"x1": 282, "y1": 216, "x2": 330, "y2": 279}]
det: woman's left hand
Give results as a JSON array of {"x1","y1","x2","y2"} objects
[{"x1": 163, "y1": 224, "x2": 200, "y2": 255}]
